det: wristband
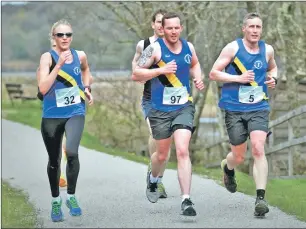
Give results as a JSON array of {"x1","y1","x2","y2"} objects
[
  {"x1": 37, "y1": 91, "x2": 43, "y2": 101},
  {"x1": 84, "y1": 85, "x2": 91, "y2": 92},
  {"x1": 272, "y1": 77, "x2": 278, "y2": 85}
]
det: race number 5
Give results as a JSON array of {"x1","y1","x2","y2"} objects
[
  {"x1": 238, "y1": 85, "x2": 264, "y2": 104},
  {"x1": 249, "y1": 95, "x2": 254, "y2": 103}
]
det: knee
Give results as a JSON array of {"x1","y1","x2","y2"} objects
[
  {"x1": 66, "y1": 153, "x2": 79, "y2": 164},
  {"x1": 176, "y1": 146, "x2": 189, "y2": 161},
  {"x1": 48, "y1": 159, "x2": 60, "y2": 169},
  {"x1": 234, "y1": 154, "x2": 245, "y2": 164},
  {"x1": 251, "y1": 141, "x2": 265, "y2": 159},
  {"x1": 157, "y1": 153, "x2": 168, "y2": 163}
]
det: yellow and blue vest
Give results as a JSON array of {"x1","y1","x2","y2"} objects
[
  {"x1": 150, "y1": 38, "x2": 193, "y2": 112},
  {"x1": 219, "y1": 38, "x2": 269, "y2": 112},
  {"x1": 42, "y1": 49, "x2": 86, "y2": 118}
]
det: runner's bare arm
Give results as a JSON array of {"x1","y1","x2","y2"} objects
[
  {"x1": 132, "y1": 40, "x2": 144, "y2": 71},
  {"x1": 188, "y1": 42, "x2": 203, "y2": 81},
  {"x1": 38, "y1": 52, "x2": 61, "y2": 95},
  {"x1": 209, "y1": 41, "x2": 241, "y2": 83},
  {"x1": 78, "y1": 51, "x2": 93, "y2": 86},
  {"x1": 266, "y1": 45, "x2": 277, "y2": 79},
  {"x1": 77, "y1": 50, "x2": 93, "y2": 104},
  {"x1": 264, "y1": 44, "x2": 278, "y2": 88},
  {"x1": 131, "y1": 43, "x2": 162, "y2": 81}
]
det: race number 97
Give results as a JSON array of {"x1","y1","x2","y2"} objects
[{"x1": 171, "y1": 95, "x2": 181, "y2": 104}]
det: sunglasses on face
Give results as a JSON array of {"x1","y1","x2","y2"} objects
[{"x1": 54, "y1": 32, "x2": 73, "y2": 38}]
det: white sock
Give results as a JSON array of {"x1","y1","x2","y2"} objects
[
  {"x1": 52, "y1": 196, "x2": 61, "y2": 203},
  {"x1": 182, "y1": 194, "x2": 190, "y2": 201},
  {"x1": 157, "y1": 176, "x2": 163, "y2": 184},
  {"x1": 67, "y1": 193, "x2": 75, "y2": 200},
  {"x1": 150, "y1": 173, "x2": 158, "y2": 183}
]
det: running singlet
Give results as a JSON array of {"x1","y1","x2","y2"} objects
[
  {"x1": 219, "y1": 38, "x2": 269, "y2": 112},
  {"x1": 150, "y1": 38, "x2": 193, "y2": 112},
  {"x1": 42, "y1": 49, "x2": 86, "y2": 118}
]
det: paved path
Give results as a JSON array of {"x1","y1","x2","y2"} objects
[{"x1": 2, "y1": 120, "x2": 306, "y2": 228}]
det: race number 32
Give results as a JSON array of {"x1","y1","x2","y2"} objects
[
  {"x1": 55, "y1": 86, "x2": 81, "y2": 107},
  {"x1": 64, "y1": 95, "x2": 75, "y2": 105}
]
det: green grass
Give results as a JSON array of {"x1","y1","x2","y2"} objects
[
  {"x1": 2, "y1": 100, "x2": 306, "y2": 222},
  {"x1": 2, "y1": 181, "x2": 38, "y2": 228},
  {"x1": 233, "y1": 171, "x2": 306, "y2": 221}
]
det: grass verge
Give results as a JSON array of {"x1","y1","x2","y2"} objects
[
  {"x1": 2, "y1": 180, "x2": 38, "y2": 228},
  {"x1": 2, "y1": 100, "x2": 306, "y2": 222}
]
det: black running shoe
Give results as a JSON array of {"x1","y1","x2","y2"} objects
[
  {"x1": 181, "y1": 198, "x2": 196, "y2": 216},
  {"x1": 146, "y1": 173, "x2": 159, "y2": 203},
  {"x1": 221, "y1": 159, "x2": 237, "y2": 193},
  {"x1": 254, "y1": 197, "x2": 269, "y2": 217}
]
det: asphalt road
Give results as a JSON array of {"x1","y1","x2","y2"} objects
[{"x1": 2, "y1": 119, "x2": 306, "y2": 228}]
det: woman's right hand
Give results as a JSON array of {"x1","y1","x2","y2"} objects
[{"x1": 58, "y1": 50, "x2": 72, "y2": 66}]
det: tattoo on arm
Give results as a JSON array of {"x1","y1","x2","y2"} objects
[
  {"x1": 138, "y1": 46, "x2": 154, "y2": 67},
  {"x1": 81, "y1": 63, "x2": 86, "y2": 71}
]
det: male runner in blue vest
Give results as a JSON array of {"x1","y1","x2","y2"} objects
[
  {"x1": 132, "y1": 12, "x2": 204, "y2": 216},
  {"x1": 209, "y1": 12, "x2": 277, "y2": 217},
  {"x1": 131, "y1": 9, "x2": 169, "y2": 199}
]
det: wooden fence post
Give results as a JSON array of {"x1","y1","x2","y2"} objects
[{"x1": 207, "y1": 148, "x2": 211, "y2": 162}]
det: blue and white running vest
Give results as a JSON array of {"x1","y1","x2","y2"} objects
[
  {"x1": 42, "y1": 49, "x2": 86, "y2": 118},
  {"x1": 219, "y1": 38, "x2": 269, "y2": 112},
  {"x1": 150, "y1": 38, "x2": 193, "y2": 112}
]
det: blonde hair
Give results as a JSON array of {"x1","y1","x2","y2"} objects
[{"x1": 49, "y1": 19, "x2": 72, "y2": 48}]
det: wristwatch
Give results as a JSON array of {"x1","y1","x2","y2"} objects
[
  {"x1": 272, "y1": 77, "x2": 278, "y2": 85},
  {"x1": 84, "y1": 85, "x2": 91, "y2": 92}
]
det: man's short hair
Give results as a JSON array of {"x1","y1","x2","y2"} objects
[
  {"x1": 152, "y1": 9, "x2": 167, "y2": 22},
  {"x1": 161, "y1": 12, "x2": 182, "y2": 27},
  {"x1": 243, "y1": 12, "x2": 262, "y2": 25}
]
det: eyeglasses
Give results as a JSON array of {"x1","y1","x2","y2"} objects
[{"x1": 54, "y1": 33, "x2": 73, "y2": 38}]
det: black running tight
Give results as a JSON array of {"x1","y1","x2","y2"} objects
[{"x1": 41, "y1": 115, "x2": 85, "y2": 197}]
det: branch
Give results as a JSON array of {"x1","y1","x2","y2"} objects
[
  {"x1": 119, "y1": 2, "x2": 141, "y2": 26},
  {"x1": 102, "y1": 2, "x2": 144, "y2": 39}
]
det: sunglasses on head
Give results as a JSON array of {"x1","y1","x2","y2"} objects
[{"x1": 54, "y1": 32, "x2": 73, "y2": 38}]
